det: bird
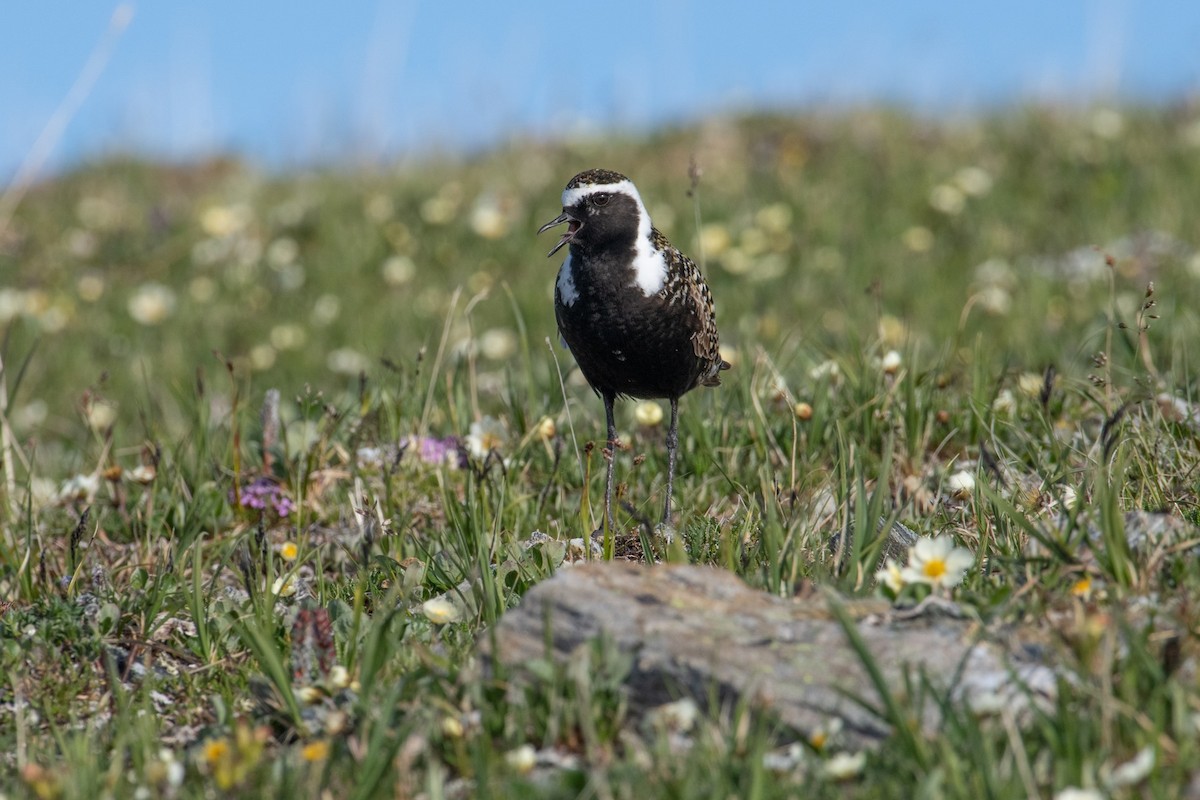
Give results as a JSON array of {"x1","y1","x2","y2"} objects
[{"x1": 538, "y1": 168, "x2": 730, "y2": 531}]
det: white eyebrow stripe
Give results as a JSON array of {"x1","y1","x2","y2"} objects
[
  {"x1": 561, "y1": 180, "x2": 641, "y2": 210},
  {"x1": 561, "y1": 179, "x2": 652, "y2": 240}
]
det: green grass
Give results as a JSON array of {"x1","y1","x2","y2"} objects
[{"x1": 2, "y1": 105, "x2": 1200, "y2": 797}]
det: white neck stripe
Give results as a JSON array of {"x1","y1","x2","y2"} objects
[{"x1": 559, "y1": 178, "x2": 665, "y2": 298}]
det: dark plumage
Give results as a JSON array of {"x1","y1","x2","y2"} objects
[{"x1": 538, "y1": 168, "x2": 730, "y2": 529}]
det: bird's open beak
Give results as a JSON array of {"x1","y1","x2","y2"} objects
[{"x1": 537, "y1": 210, "x2": 581, "y2": 258}]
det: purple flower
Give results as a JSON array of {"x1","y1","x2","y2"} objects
[
  {"x1": 401, "y1": 435, "x2": 465, "y2": 468},
  {"x1": 234, "y1": 476, "x2": 294, "y2": 517}
]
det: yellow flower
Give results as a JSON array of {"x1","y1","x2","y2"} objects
[
  {"x1": 902, "y1": 226, "x2": 934, "y2": 253},
  {"x1": 279, "y1": 541, "x2": 299, "y2": 562},
  {"x1": 442, "y1": 716, "x2": 465, "y2": 738},
  {"x1": 1070, "y1": 576, "x2": 1093, "y2": 599},
  {"x1": 203, "y1": 738, "x2": 230, "y2": 765},
  {"x1": 634, "y1": 401, "x2": 664, "y2": 427},
  {"x1": 301, "y1": 740, "x2": 330, "y2": 762}
]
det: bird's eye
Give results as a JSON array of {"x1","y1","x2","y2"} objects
[{"x1": 592, "y1": 193, "x2": 610, "y2": 207}]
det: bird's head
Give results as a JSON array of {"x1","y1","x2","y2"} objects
[{"x1": 537, "y1": 169, "x2": 650, "y2": 258}]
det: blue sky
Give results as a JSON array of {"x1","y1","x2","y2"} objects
[{"x1": 3, "y1": 1, "x2": 1199, "y2": 178}]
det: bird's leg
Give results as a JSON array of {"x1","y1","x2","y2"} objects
[
  {"x1": 662, "y1": 396, "x2": 679, "y2": 526},
  {"x1": 603, "y1": 391, "x2": 618, "y2": 533}
]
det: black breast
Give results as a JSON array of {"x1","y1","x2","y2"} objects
[{"x1": 555, "y1": 250, "x2": 706, "y2": 400}]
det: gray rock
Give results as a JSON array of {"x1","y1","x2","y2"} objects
[{"x1": 484, "y1": 563, "x2": 1054, "y2": 750}]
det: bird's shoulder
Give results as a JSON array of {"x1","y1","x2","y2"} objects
[{"x1": 650, "y1": 228, "x2": 714, "y2": 312}]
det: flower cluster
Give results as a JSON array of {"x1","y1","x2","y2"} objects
[{"x1": 235, "y1": 476, "x2": 295, "y2": 518}]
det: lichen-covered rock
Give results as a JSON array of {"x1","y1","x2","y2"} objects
[{"x1": 484, "y1": 563, "x2": 1055, "y2": 749}]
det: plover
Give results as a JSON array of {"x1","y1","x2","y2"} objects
[{"x1": 538, "y1": 168, "x2": 729, "y2": 529}]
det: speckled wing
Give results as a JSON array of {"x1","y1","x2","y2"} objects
[{"x1": 651, "y1": 228, "x2": 730, "y2": 388}]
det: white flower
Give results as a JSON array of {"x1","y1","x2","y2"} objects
[
  {"x1": 762, "y1": 743, "x2": 806, "y2": 773},
  {"x1": 1059, "y1": 485, "x2": 1079, "y2": 511},
  {"x1": 809, "y1": 360, "x2": 841, "y2": 383},
  {"x1": 504, "y1": 744, "x2": 537, "y2": 774},
  {"x1": 968, "y1": 690, "x2": 1008, "y2": 717},
  {"x1": 163, "y1": 754, "x2": 184, "y2": 788},
  {"x1": 946, "y1": 470, "x2": 975, "y2": 499},
  {"x1": 296, "y1": 685, "x2": 322, "y2": 705},
  {"x1": 326, "y1": 348, "x2": 370, "y2": 375},
  {"x1": 381, "y1": 255, "x2": 416, "y2": 286},
  {"x1": 1106, "y1": 746, "x2": 1154, "y2": 788},
  {"x1": 200, "y1": 203, "x2": 252, "y2": 237},
  {"x1": 634, "y1": 401, "x2": 664, "y2": 427},
  {"x1": 822, "y1": 751, "x2": 866, "y2": 781},
  {"x1": 85, "y1": 401, "x2": 118, "y2": 431},
  {"x1": 992, "y1": 389, "x2": 1016, "y2": 417},
  {"x1": 929, "y1": 184, "x2": 965, "y2": 216},
  {"x1": 880, "y1": 350, "x2": 902, "y2": 374},
  {"x1": 874, "y1": 558, "x2": 905, "y2": 594},
  {"x1": 328, "y1": 665, "x2": 351, "y2": 689},
  {"x1": 646, "y1": 698, "x2": 699, "y2": 733},
  {"x1": 954, "y1": 166, "x2": 993, "y2": 197},
  {"x1": 271, "y1": 576, "x2": 296, "y2": 597},
  {"x1": 422, "y1": 597, "x2": 461, "y2": 624},
  {"x1": 977, "y1": 285, "x2": 1012, "y2": 315},
  {"x1": 470, "y1": 196, "x2": 511, "y2": 239},
  {"x1": 478, "y1": 328, "x2": 518, "y2": 361},
  {"x1": 270, "y1": 323, "x2": 307, "y2": 350},
  {"x1": 466, "y1": 416, "x2": 507, "y2": 459},
  {"x1": 535, "y1": 416, "x2": 556, "y2": 440},
  {"x1": 128, "y1": 464, "x2": 157, "y2": 485},
  {"x1": 1018, "y1": 372, "x2": 1044, "y2": 397},
  {"x1": 900, "y1": 536, "x2": 973, "y2": 589},
  {"x1": 266, "y1": 237, "x2": 299, "y2": 267},
  {"x1": 312, "y1": 294, "x2": 341, "y2": 326},
  {"x1": 1054, "y1": 788, "x2": 1104, "y2": 800},
  {"x1": 58, "y1": 473, "x2": 100, "y2": 503},
  {"x1": 127, "y1": 283, "x2": 177, "y2": 326}
]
